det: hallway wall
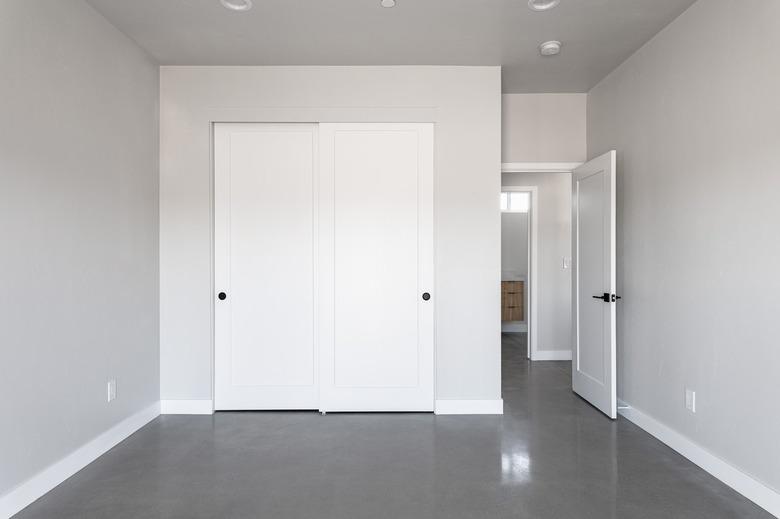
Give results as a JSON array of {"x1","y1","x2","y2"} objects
[
  {"x1": 502, "y1": 94, "x2": 586, "y2": 163},
  {"x1": 500, "y1": 94, "x2": 584, "y2": 357},
  {"x1": 501, "y1": 212, "x2": 529, "y2": 284},
  {"x1": 0, "y1": 0, "x2": 160, "y2": 499},
  {"x1": 588, "y1": 0, "x2": 780, "y2": 501}
]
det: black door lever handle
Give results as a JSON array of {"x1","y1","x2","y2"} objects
[{"x1": 592, "y1": 293, "x2": 621, "y2": 302}]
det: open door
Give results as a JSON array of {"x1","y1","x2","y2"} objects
[{"x1": 572, "y1": 150, "x2": 617, "y2": 419}]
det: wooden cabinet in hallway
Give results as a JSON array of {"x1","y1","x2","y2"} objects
[{"x1": 501, "y1": 280, "x2": 525, "y2": 321}]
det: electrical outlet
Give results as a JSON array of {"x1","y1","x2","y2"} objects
[
  {"x1": 107, "y1": 379, "x2": 117, "y2": 402},
  {"x1": 685, "y1": 388, "x2": 696, "y2": 413},
  {"x1": 562, "y1": 257, "x2": 572, "y2": 269}
]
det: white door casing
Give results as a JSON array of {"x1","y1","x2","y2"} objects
[
  {"x1": 572, "y1": 150, "x2": 617, "y2": 419},
  {"x1": 318, "y1": 123, "x2": 435, "y2": 412},
  {"x1": 214, "y1": 123, "x2": 318, "y2": 410}
]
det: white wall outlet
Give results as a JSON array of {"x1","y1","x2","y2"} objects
[
  {"x1": 107, "y1": 379, "x2": 117, "y2": 402},
  {"x1": 562, "y1": 256, "x2": 572, "y2": 269},
  {"x1": 685, "y1": 388, "x2": 696, "y2": 413}
]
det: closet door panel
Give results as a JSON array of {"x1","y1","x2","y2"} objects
[
  {"x1": 214, "y1": 123, "x2": 318, "y2": 410},
  {"x1": 319, "y1": 123, "x2": 434, "y2": 412}
]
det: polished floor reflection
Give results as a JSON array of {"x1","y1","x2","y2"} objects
[{"x1": 15, "y1": 334, "x2": 772, "y2": 518}]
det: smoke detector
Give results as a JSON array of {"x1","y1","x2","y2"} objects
[
  {"x1": 528, "y1": 0, "x2": 560, "y2": 11},
  {"x1": 539, "y1": 40, "x2": 562, "y2": 56},
  {"x1": 220, "y1": 0, "x2": 253, "y2": 11}
]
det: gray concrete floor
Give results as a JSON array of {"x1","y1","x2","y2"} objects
[{"x1": 15, "y1": 333, "x2": 772, "y2": 518}]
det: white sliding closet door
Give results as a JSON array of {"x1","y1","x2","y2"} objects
[
  {"x1": 318, "y1": 123, "x2": 435, "y2": 412},
  {"x1": 214, "y1": 123, "x2": 318, "y2": 410}
]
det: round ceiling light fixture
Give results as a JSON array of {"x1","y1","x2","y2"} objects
[
  {"x1": 539, "y1": 40, "x2": 562, "y2": 56},
  {"x1": 380, "y1": 0, "x2": 396, "y2": 7},
  {"x1": 528, "y1": 0, "x2": 560, "y2": 11},
  {"x1": 220, "y1": 0, "x2": 253, "y2": 12}
]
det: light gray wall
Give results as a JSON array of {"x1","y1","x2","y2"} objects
[
  {"x1": 501, "y1": 212, "x2": 528, "y2": 283},
  {"x1": 0, "y1": 0, "x2": 159, "y2": 496},
  {"x1": 588, "y1": 0, "x2": 780, "y2": 493},
  {"x1": 502, "y1": 173, "x2": 571, "y2": 352},
  {"x1": 500, "y1": 94, "x2": 583, "y2": 352},
  {"x1": 502, "y1": 94, "x2": 586, "y2": 163},
  {"x1": 160, "y1": 66, "x2": 501, "y2": 402}
]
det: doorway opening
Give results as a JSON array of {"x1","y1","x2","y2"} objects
[
  {"x1": 501, "y1": 187, "x2": 537, "y2": 359},
  {"x1": 500, "y1": 154, "x2": 617, "y2": 419}
]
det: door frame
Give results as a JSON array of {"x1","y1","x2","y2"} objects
[
  {"x1": 501, "y1": 162, "x2": 582, "y2": 362},
  {"x1": 500, "y1": 185, "x2": 538, "y2": 360}
]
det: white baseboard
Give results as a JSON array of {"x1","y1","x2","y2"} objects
[
  {"x1": 618, "y1": 400, "x2": 780, "y2": 518},
  {"x1": 532, "y1": 350, "x2": 572, "y2": 361},
  {"x1": 501, "y1": 322, "x2": 527, "y2": 333},
  {"x1": 160, "y1": 399, "x2": 214, "y2": 415},
  {"x1": 434, "y1": 399, "x2": 503, "y2": 415},
  {"x1": 0, "y1": 402, "x2": 160, "y2": 519}
]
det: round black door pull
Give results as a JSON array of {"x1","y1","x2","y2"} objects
[
  {"x1": 422, "y1": 292, "x2": 431, "y2": 301},
  {"x1": 218, "y1": 292, "x2": 227, "y2": 300}
]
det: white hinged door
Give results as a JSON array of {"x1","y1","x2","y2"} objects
[{"x1": 572, "y1": 150, "x2": 618, "y2": 419}]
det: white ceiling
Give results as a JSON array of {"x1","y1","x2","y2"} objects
[{"x1": 86, "y1": 0, "x2": 696, "y2": 93}]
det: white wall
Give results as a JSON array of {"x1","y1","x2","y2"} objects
[
  {"x1": 588, "y1": 0, "x2": 780, "y2": 498},
  {"x1": 502, "y1": 173, "x2": 571, "y2": 353},
  {"x1": 502, "y1": 94, "x2": 586, "y2": 163},
  {"x1": 501, "y1": 212, "x2": 528, "y2": 283},
  {"x1": 0, "y1": 0, "x2": 159, "y2": 498},
  {"x1": 160, "y1": 66, "x2": 502, "y2": 403}
]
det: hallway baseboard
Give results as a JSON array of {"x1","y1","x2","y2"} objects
[
  {"x1": 501, "y1": 323, "x2": 527, "y2": 333},
  {"x1": 160, "y1": 400, "x2": 214, "y2": 415},
  {"x1": 532, "y1": 350, "x2": 572, "y2": 361},
  {"x1": 434, "y1": 399, "x2": 503, "y2": 415},
  {"x1": 0, "y1": 402, "x2": 160, "y2": 519},
  {"x1": 618, "y1": 400, "x2": 780, "y2": 518}
]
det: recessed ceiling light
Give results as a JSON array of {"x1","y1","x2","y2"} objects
[
  {"x1": 380, "y1": 0, "x2": 396, "y2": 7},
  {"x1": 539, "y1": 40, "x2": 562, "y2": 56},
  {"x1": 220, "y1": 0, "x2": 253, "y2": 12},
  {"x1": 528, "y1": 0, "x2": 560, "y2": 11}
]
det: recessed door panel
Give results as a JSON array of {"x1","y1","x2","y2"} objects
[{"x1": 333, "y1": 130, "x2": 420, "y2": 388}]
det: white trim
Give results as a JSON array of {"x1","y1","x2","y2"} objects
[
  {"x1": 502, "y1": 186, "x2": 538, "y2": 361},
  {"x1": 0, "y1": 403, "x2": 160, "y2": 519},
  {"x1": 502, "y1": 162, "x2": 583, "y2": 173},
  {"x1": 501, "y1": 322, "x2": 527, "y2": 333},
  {"x1": 618, "y1": 400, "x2": 780, "y2": 518},
  {"x1": 532, "y1": 349, "x2": 572, "y2": 361},
  {"x1": 160, "y1": 399, "x2": 214, "y2": 415},
  {"x1": 434, "y1": 399, "x2": 504, "y2": 415}
]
